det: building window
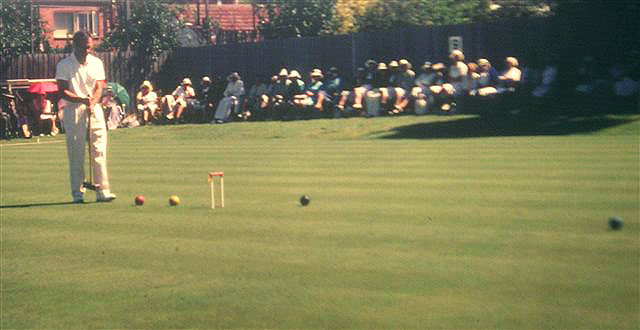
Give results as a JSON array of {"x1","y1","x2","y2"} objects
[{"x1": 53, "y1": 12, "x2": 98, "y2": 39}]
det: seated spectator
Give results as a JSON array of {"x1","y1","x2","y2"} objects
[
  {"x1": 425, "y1": 62, "x2": 455, "y2": 112},
  {"x1": 30, "y1": 93, "x2": 59, "y2": 136},
  {"x1": 365, "y1": 62, "x2": 390, "y2": 117},
  {"x1": 497, "y1": 56, "x2": 522, "y2": 92},
  {"x1": 288, "y1": 70, "x2": 306, "y2": 120},
  {"x1": 412, "y1": 61, "x2": 437, "y2": 114},
  {"x1": 324, "y1": 67, "x2": 343, "y2": 102},
  {"x1": 268, "y1": 69, "x2": 292, "y2": 121},
  {"x1": 444, "y1": 50, "x2": 469, "y2": 94},
  {"x1": 213, "y1": 72, "x2": 245, "y2": 123},
  {"x1": 473, "y1": 58, "x2": 499, "y2": 96},
  {"x1": 390, "y1": 59, "x2": 416, "y2": 114},
  {"x1": 163, "y1": 78, "x2": 196, "y2": 123},
  {"x1": 304, "y1": 69, "x2": 328, "y2": 118},
  {"x1": 531, "y1": 56, "x2": 558, "y2": 98},
  {"x1": 245, "y1": 75, "x2": 268, "y2": 121},
  {"x1": 136, "y1": 80, "x2": 159, "y2": 125},
  {"x1": 465, "y1": 62, "x2": 480, "y2": 94},
  {"x1": 337, "y1": 67, "x2": 366, "y2": 115},
  {"x1": 352, "y1": 60, "x2": 377, "y2": 110},
  {"x1": 1, "y1": 89, "x2": 19, "y2": 139},
  {"x1": 101, "y1": 86, "x2": 124, "y2": 130},
  {"x1": 191, "y1": 76, "x2": 215, "y2": 123},
  {"x1": 388, "y1": 60, "x2": 400, "y2": 87}
]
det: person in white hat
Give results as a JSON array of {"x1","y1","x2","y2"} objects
[
  {"x1": 162, "y1": 77, "x2": 195, "y2": 123},
  {"x1": 213, "y1": 72, "x2": 245, "y2": 123},
  {"x1": 305, "y1": 69, "x2": 327, "y2": 118},
  {"x1": 136, "y1": 80, "x2": 159, "y2": 125},
  {"x1": 288, "y1": 70, "x2": 306, "y2": 120},
  {"x1": 55, "y1": 31, "x2": 116, "y2": 203}
]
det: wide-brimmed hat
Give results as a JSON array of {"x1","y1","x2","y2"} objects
[
  {"x1": 182, "y1": 78, "x2": 192, "y2": 85},
  {"x1": 279, "y1": 68, "x2": 288, "y2": 77},
  {"x1": 140, "y1": 80, "x2": 153, "y2": 90},
  {"x1": 431, "y1": 62, "x2": 445, "y2": 71},
  {"x1": 477, "y1": 58, "x2": 490, "y2": 67},
  {"x1": 389, "y1": 60, "x2": 399, "y2": 68},
  {"x1": 377, "y1": 62, "x2": 387, "y2": 70},
  {"x1": 310, "y1": 69, "x2": 323, "y2": 78},
  {"x1": 288, "y1": 70, "x2": 301, "y2": 79},
  {"x1": 202, "y1": 76, "x2": 211, "y2": 83},
  {"x1": 450, "y1": 49, "x2": 465, "y2": 61},
  {"x1": 365, "y1": 59, "x2": 377, "y2": 67}
]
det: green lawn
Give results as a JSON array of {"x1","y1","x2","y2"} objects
[{"x1": 1, "y1": 113, "x2": 639, "y2": 329}]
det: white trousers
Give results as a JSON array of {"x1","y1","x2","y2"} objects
[{"x1": 63, "y1": 103, "x2": 110, "y2": 198}]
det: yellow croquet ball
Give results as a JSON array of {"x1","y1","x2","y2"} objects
[{"x1": 169, "y1": 195, "x2": 180, "y2": 206}]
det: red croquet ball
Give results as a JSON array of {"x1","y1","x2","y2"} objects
[{"x1": 135, "y1": 195, "x2": 145, "y2": 206}]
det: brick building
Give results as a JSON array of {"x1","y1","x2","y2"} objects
[{"x1": 33, "y1": 0, "x2": 258, "y2": 49}]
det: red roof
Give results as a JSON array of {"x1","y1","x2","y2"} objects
[{"x1": 181, "y1": 4, "x2": 256, "y2": 31}]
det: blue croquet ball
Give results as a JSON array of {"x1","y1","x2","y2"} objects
[
  {"x1": 609, "y1": 216, "x2": 623, "y2": 230},
  {"x1": 300, "y1": 195, "x2": 310, "y2": 206}
]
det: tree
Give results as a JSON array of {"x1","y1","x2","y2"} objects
[
  {"x1": 0, "y1": 0, "x2": 48, "y2": 58},
  {"x1": 329, "y1": 0, "x2": 377, "y2": 34},
  {"x1": 98, "y1": 0, "x2": 179, "y2": 59},
  {"x1": 257, "y1": 0, "x2": 336, "y2": 39},
  {"x1": 485, "y1": 0, "x2": 555, "y2": 20},
  {"x1": 353, "y1": 0, "x2": 489, "y2": 32}
]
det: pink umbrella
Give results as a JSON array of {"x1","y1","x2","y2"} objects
[{"x1": 27, "y1": 82, "x2": 58, "y2": 94}]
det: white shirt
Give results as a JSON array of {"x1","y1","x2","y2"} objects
[{"x1": 55, "y1": 53, "x2": 106, "y2": 99}]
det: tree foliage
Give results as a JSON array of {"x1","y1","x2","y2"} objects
[
  {"x1": 0, "y1": 0, "x2": 48, "y2": 58},
  {"x1": 98, "y1": 0, "x2": 179, "y2": 59},
  {"x1": 257, "y1": 0, "x2": 336, "y2": 39},
  {"x1": 330, "y1": 0, "x2": 377, "y2": 34},
  {"x1": 353, "y1": 0, "x2": 489, "y2": 32}
]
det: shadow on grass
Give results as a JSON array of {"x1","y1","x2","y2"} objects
[
  {"x1": 377, "y1": 108, "x2": 638, "y2": 140},
  {"x1": 0, "y1": 201, "x2": 93, "y2": 209}
]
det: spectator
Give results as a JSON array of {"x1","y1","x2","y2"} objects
[
  {"x1": 136, "y1": 80, "x2": 159, "y2": 125},
  {"x1": 101, "y1": 86, "x2": 124, "y2": 130},
  {"x1": 388, "y1": 60, "x2": 400, "y2": 87},
  {"x1": 473, "y1": 58, "x2": 499, "y2": 96},
  {"x1": 412, "y1": 61, "x2": 437, "y2": 114},
  {"x1": 163, "y1": 78, "x2": 195, "y2": 123},
  {"x1": 305, "y1": 69, "x2": 327, "y2": 118},
  {"x1": 192, "y1": 76, "x2": 215, "y2": 123},
  {"x1": 246, "y1": 75, "x2": 268, "y2": 121},
  {"x1": 498, "y1": 56, "x2": 522, "y2": 91},
  {"x1": 31, "y1": 93, "x2": 59, "y2": 136},
  {"x1": 324, "y1": 67, "x2": 343, "y2": 104},
  {"x1": 288, "y1": 70, "x2": 306, "y2": 120},
  {"x1": 365, "y1": 62, "x2": 390, "y2": 117},
  {"x1": 213, "y1": 72, "x2": 245, "y2": 123},
  {"x1": 269, "y1": 69, "x2": 291, "y2": 120},
  {"x1": 531, "y1": 55, "x2": 558, "y2": 99},
  {"x1": 391, "y1": 59, "x2": 416, "y2": 113},
  {"x1": 445, "y1": 50, "x2": 469, "y2": 97}
]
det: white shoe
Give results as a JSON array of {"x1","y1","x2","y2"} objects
[
  {"x1": 72, "y1": 191, "x2": 84, "y2": 203},
  {"x1": 97, "y1": 190, "x2": 117, "y2": 202}
]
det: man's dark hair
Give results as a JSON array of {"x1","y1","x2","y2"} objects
[{"x1": 72, "y1": 30, "x2": 92, "y2": 47}]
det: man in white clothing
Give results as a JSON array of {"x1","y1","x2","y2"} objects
[{"x1": 56, "y1": 30, "x2": 116, "y2": 203}]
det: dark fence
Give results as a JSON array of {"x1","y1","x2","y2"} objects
[
  {"x1": 1, "y1": 51, "x2": 172, "y2": 104},
  {"x1": 2, "y1": 16, "x2": 635, "y2": 95},
  {"x1": 174, "y1": 18, "x2": 559, "y2": 86}
]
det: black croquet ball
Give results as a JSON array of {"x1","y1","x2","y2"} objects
[
  {"x1": 609, "y1": 216, "x2": 623, "y2": 230},
  {"x1": 300, "y1": 195, "x2": 310, "y2": 206}
]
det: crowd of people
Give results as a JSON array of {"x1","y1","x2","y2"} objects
[{"x1": 1, "y1": 48, "x2": 638, "y2": 139}]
